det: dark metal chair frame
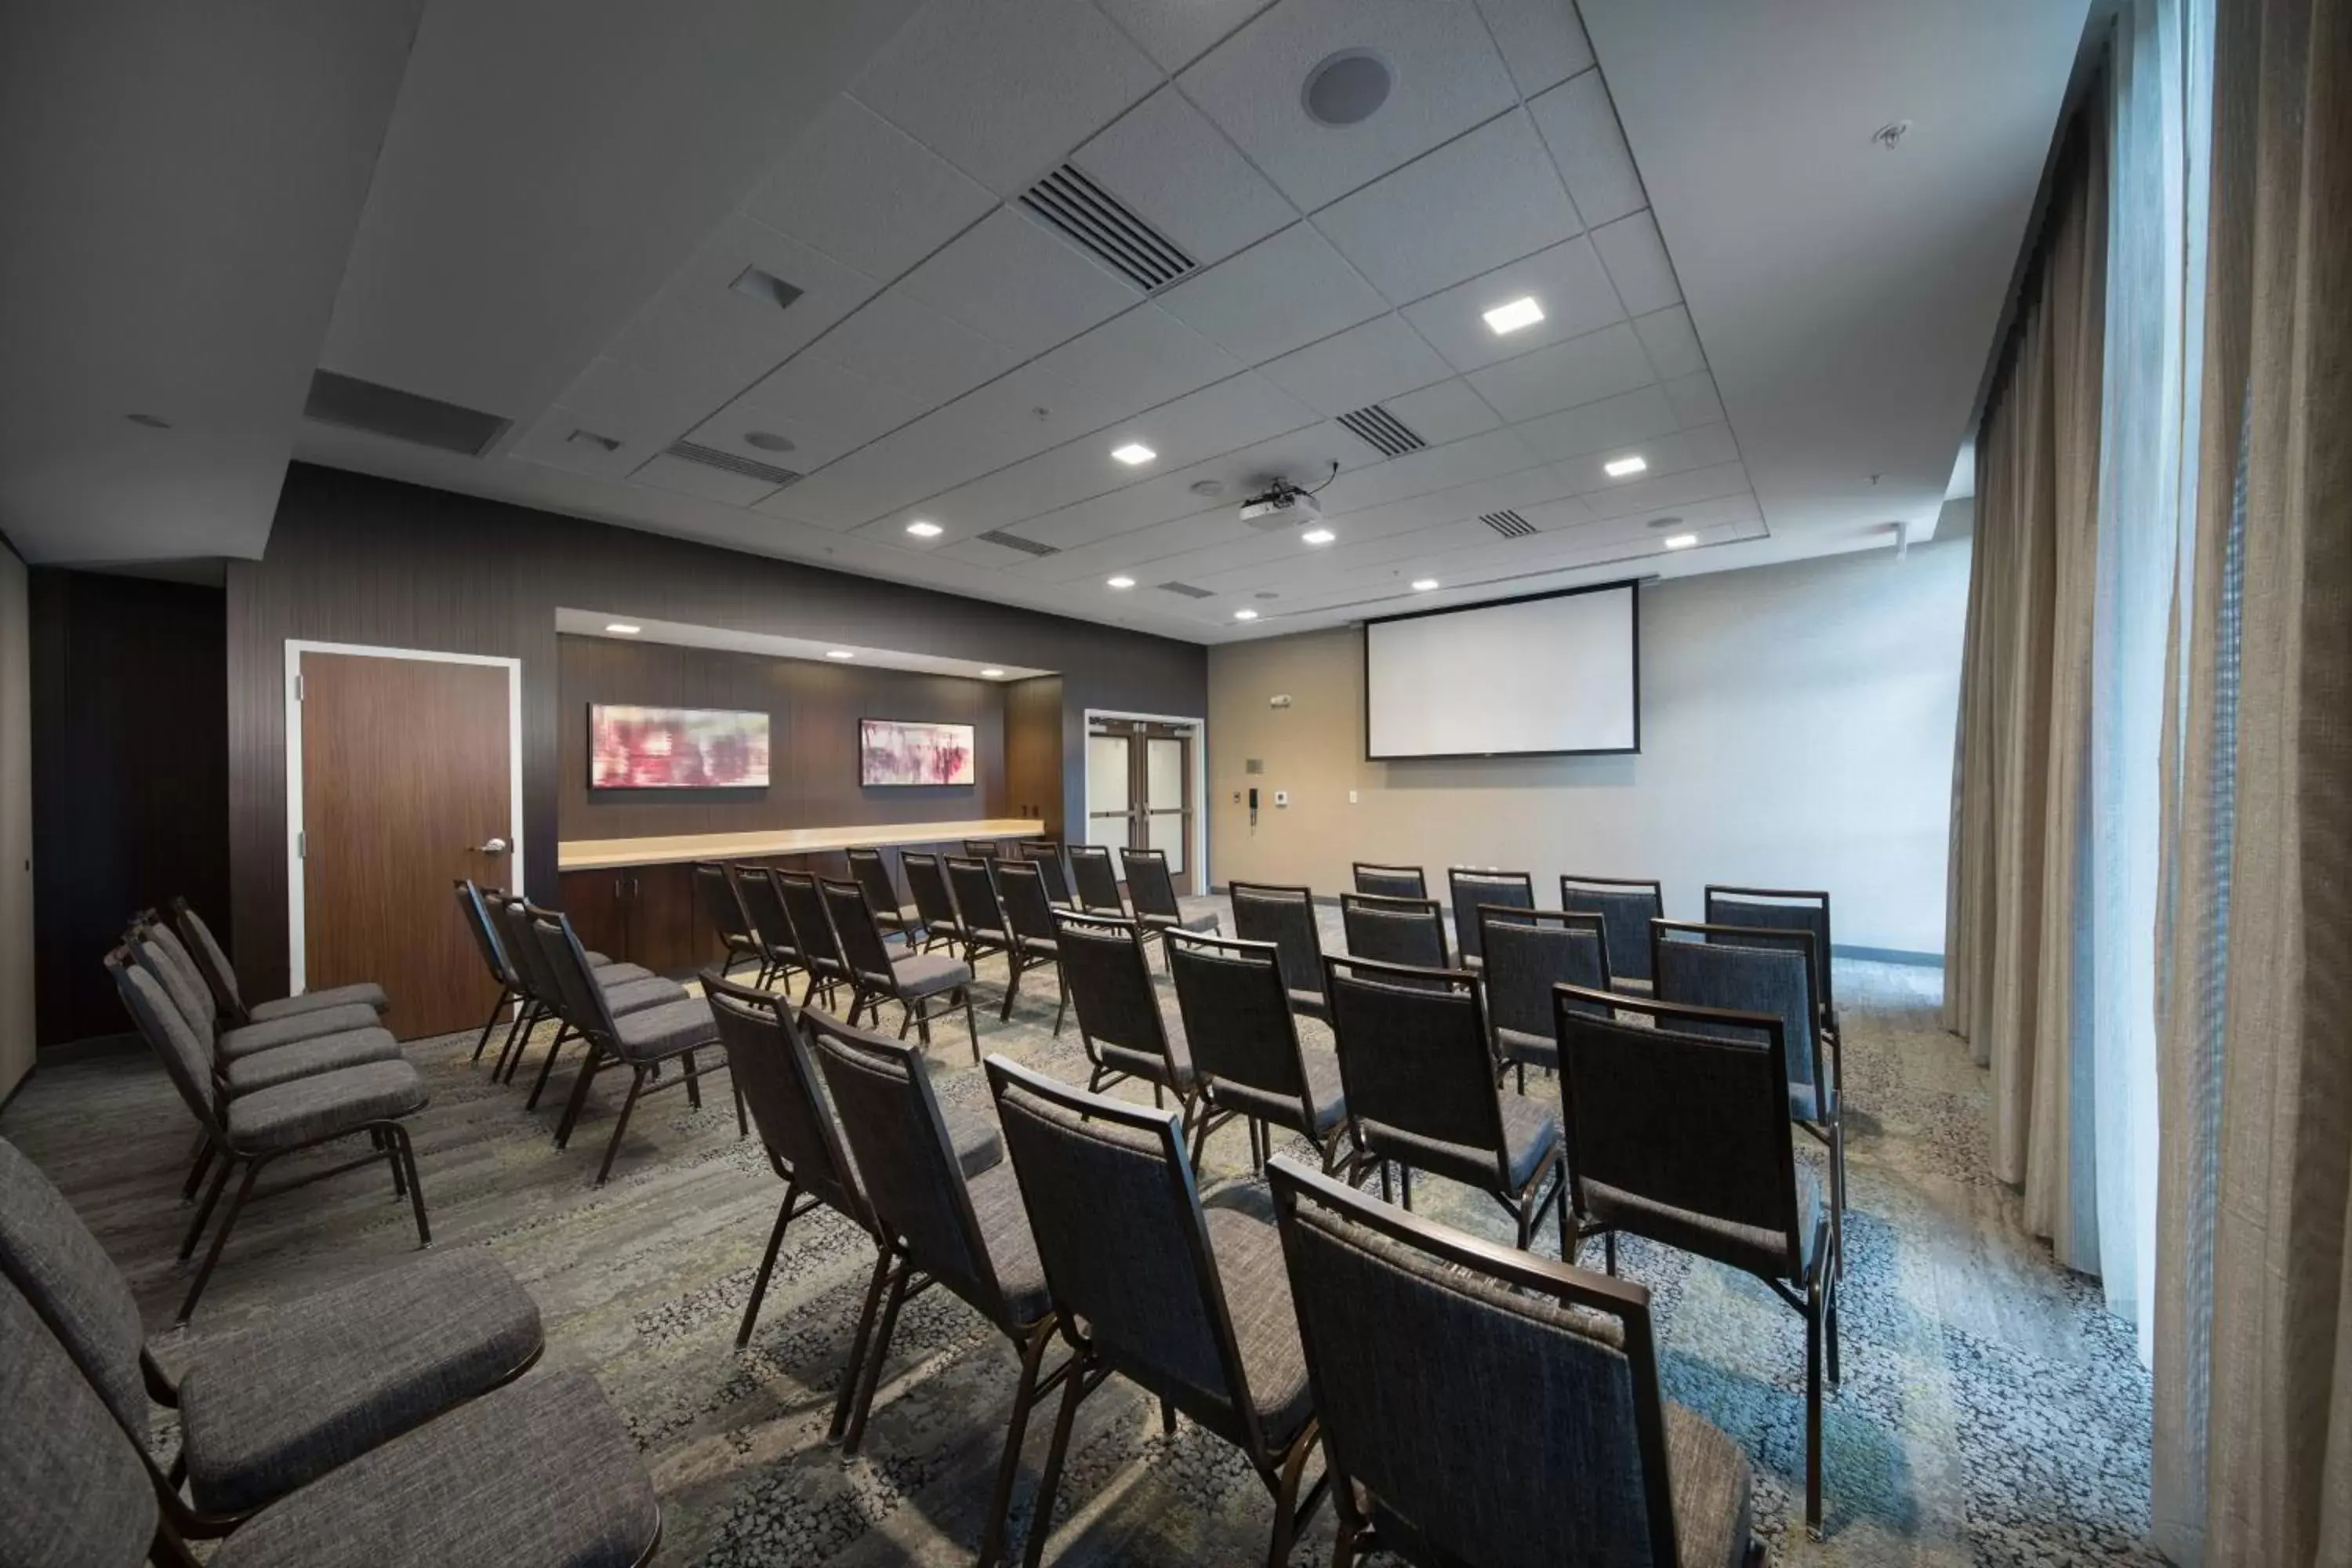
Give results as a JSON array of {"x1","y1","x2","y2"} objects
[
  {"x1": 991, "y1": 858, "x2": 1069, "y2": 1034},
  {"x1": 454, "y1": 880, "x2": 529, "y2": 1068},
  {"x1": 105, "y1": 949, "x2": 429, "y2": 1325},
  {"x1": 1477, "y1": 905, "x2": 1612, "y2": 1093},
  {"x1": 1336, "y1": 891, "x2": 1453, "y2": 975},
  {"x1": 1704, "y1": 883, "x2": 1841, "y2": 1033},
  {"x1": 1066, "y1": 842, "x2": 1129, "y2": 916},
  {"x1": 693, "y1": 859, "x2": 766, "y2": 982},
  {"x1": 800, "y1": 1009, "x2": 1077, "y2": 1568},
  {"x1": 944, "y1": 855, "x2": 1020, "y2": 1005},
  {"x1": 1018, "y1": 839, "x2": 1076, "y2": 907},
  {"x1": 962, "y1": 837, "x2": 1005, "y2": 859},
  {"x1": 1266, "y1": 1155, "x2": 1735, "y2": 1568},
  {"x1": 768, "y1": 866, "x2": 855, "y2": 1010},
  {"x1": 1446, "y1": 867, "x2": 1535, "y2": 968},
  {"x1": 846, "y1": 846, "x2": 920, "y2": 948},
  {"x1": 526, "y1": 903, "x2": 737, "y2": 1185},
  {"x1": 1120, "y1": 845, "x2": 1218, "y2": 968},
  {"x1": 1554, "y1": 982, "x2": 1841, "y2": 1538},
  {"x1": 1349, "y1": 862, "x2": 1428, "y2": 900},
  {"x1": 1320, "y1": 952, "x2": 1568, "y2": 1256},
  {"x1": 1227, "y1": 879, "x2": 1330, "y2": 1022},
  {"x1": 1166, "y1": 929, "x2": 1353, "y2": 1177},
  {"x1": 732, "y1": 859, "x2": 809, "y2": 989},
  {"x1": 1051, "y1": 909, "x2": 1196, "y2": 1123},
  {"x1": 818, "y1": 874, "x2": 982, "y2": 1059},
  {"x1": 983, "y1": 1057, "x2": 1331, "y2": 1568},
  {"x1": 1559, "y1": 873, "x2": 1667, "y2": 985},
  {"x1": 902, "y1": 850, "x2": 968, "y2": 955},
  {"x1": 169, "y1": 894, "x2": 383, "y2": 1032}
]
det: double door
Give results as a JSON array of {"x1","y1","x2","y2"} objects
[{"x1": 1085, "y1": 720, "x2": 1196, "y2": 896}]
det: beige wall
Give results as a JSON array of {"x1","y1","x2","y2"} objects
[
  {"x1": 1206, "y1": 541, "x2": 1971, "y2": 955},
  {"x1": 0, "y1": 545, "x2": 31, "y2": 1098}
]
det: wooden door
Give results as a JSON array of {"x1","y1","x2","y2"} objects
[{"x1": 298, "y1": 651, "x2": 513, "y2": 1039}]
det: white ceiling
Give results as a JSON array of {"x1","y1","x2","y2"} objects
[
  {"x1": 553, "y1": 610, "x2": 1051, "y2": 681},
  {"x1": 4, "y1": 0, "x2": 2085, "y2": 646}
]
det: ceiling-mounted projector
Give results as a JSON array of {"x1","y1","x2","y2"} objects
[{"x1": 1239, "y1": 480, "x2": 1322, "y2": 528}]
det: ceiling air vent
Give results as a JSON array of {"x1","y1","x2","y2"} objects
[
  {"x1": 1019, "y1": 165, "x2": 1196, "y2": 292},
  {"x1": 975, "y1": 528, "x2": 1059, "y2": 557},
  {"x1": 303, "y1": 370, "x2": 511, "y2": 456},
  {"x1": 1480, "y1": 509, "x2": 1536, "y2": 538},
  {"x1": 1156, "y1": 580, "x2": 1214, "y2": 599},
  {"x1": 1338, "y1": 404, "x2": 1425, "y2": 459},
  {"x1": 662, "y1": 441, "x2": 801, "y2": 488}
]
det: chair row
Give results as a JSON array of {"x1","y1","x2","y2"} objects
[
  {"x1": 0, "y1": 1137, "x2": 662, "y2": 1568},
  {"x1": 702, "y1": 982, "x2": 1773, "y2": 1565}
]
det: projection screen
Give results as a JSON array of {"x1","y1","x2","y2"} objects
[{"x1": 1363, "y1": 583, "x2": 1639, "y2": 759}]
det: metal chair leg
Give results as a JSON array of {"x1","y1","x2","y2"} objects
[
  {"x1": 552, "y1": 1041, "x2": 606, "y2": 1149},
  {"x1": 181, "y1": 1136, "x2": 216, "y2": 1202},
  {"x1": 735, "y1": 1182, "x2": 799, "y2": 1348},
  {"x1": 177, "y1": 1155, "x2": 263, "y2": 1323},
  {"x1": 391, "y1": 1123, "x2": 430, "y2": 1244},
  {"x1": 593, "y1": 1066, "x2": 648, "y2": 1186},
  {"x1": 978, "y1": 1317, "x2": 1058, "y2": 1568},
  {"x1": 180, "y1": 1153, "x2": 234, "y2": 1261},
  {"x1": 470, "y1": 989, "x2": 514, "y2": 1063},
  {"x1": 524, "y1": 1022, "x2": 577, "y2": 1108},
  {"x1": 1805, "y1": 1277, "x2": 1824, "y2": 1540},
  {"x1": 1022, "y1": 1345, "x2": 1093, "y2": 1568},
  {"x1": 829, "y1": 1249, "x2": 895, "y2": 1442},
  {"x1": 844, "y1": 1259, "x2": 915, "y2": 1454},
  {"x1": 962, "y1": 987, "x2": 982, "y2": 1064}
]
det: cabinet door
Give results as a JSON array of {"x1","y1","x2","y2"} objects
[{"x1": 559, "y1": 870, "x2": 631, "y2": 966}]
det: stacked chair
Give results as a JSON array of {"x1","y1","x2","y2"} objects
[
  {"x1": 170, "y1": 897, "x2": 388, "y2": 1029},
  {"x1": 455, "y1": 881, "x2": 666, "y2": 1081}
]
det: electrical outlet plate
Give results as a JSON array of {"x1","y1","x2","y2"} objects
[{"x1": 1273, "y1": 789, "x2": 1290, "y2": 807}]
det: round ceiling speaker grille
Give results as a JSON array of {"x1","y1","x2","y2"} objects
[
  {"x1": 1303, "y1": 49, "x2": 1395, "y2": 127},
  {"x1": 743, "y1": 430, "x2": 796, "y2": 452}
]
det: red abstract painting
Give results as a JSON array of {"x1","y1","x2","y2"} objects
[
  {"x1": 860, "y1": 719, "x2": 975, "y2": 786},
  {"x1": 590, "y1": 706, "x2": 771, "y2": 789}
]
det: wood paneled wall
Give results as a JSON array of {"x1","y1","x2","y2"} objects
[
  {"x1": 558, "y1": 633, "x2": 1007, "y2": 840},
  {"x1": 227, "y1": 465, "x2": 1204, "y2": 1000},
  {"x1": 31, "y1": 569, "x2": 230, "y2": 1047},
  {"x1": 1001, "y1": 674, "x2": 1065, "y2": 838}
]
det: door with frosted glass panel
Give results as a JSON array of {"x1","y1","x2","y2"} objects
[{"x1": 1083, "y1": 721, "x2": 1197, "y2": 896}]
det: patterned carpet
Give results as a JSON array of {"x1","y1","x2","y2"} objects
[{"x1": 2, "y1": 898, "x2": 2161, "y2": 1565}]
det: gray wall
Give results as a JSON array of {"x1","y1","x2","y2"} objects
[{"x1": 1207, "y1": 539, "x2": 1971, "y2": 954}]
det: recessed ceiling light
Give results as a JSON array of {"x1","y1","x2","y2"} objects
[
  {"x1": 1663, "y1": 534, "x2": 1699, "y2": 550},
  {"x1": 905, "y1": 520, "x2": 943, "y2": 538},
  {"x1": 1483, "y1": 296, "x2": 1545, "y2": 335},
  {"x1": 1111, "y1": 442, "x2": 1156, "y2": 465},
  {"x1": 826, "y1": 649, "x2": 855, "y2": 659},
  {"x1": 1412, "y1": 578, "x2": 1440, "y2": 591},
  {"x1": 743, "y1": 430, "x2": 796, "y2": 453},
  {"x1": 1603, "y1": 455, "x2": 1648, "y2": 477},
  {"x1": 1233, "y1": 608, "x2": 1260, "y2": 621},
  {"x1": 979, "y1": 668, "x2": 1005, "y2": 677},
  {"x1": 604, "y1": 622, "x2": 641, "y2": 635},
  {"x1": 1107, "y1": 575, "x2": 1136, "y2": 589},
  {"x1": 1301, "y1": 528, "x2": 1335, "y2": 545}
]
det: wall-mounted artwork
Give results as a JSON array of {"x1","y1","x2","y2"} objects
[
  {"x1": 590, "y1": 705, "x2": 771, "y2": 789},
  {"x1": 860, "y1": 718, "x2": 975, "y2": 787}
]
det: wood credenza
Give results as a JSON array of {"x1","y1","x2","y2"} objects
[{"x1": 554, "y1": 819, "x2": 1044, "y2": 978}]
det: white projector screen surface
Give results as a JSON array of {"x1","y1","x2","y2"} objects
[{"x1": 1365, "y1": 586, "x2": 1639, "y2": 758}]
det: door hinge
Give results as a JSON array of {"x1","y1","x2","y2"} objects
[
  {"x1": 296, "y1": 830, "x2": 307, "y2": 860},
  {"x1": 294, "y1": 673, "x2": 304, "y2": 701}
]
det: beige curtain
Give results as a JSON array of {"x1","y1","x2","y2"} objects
[
  {"x1": 2152, "y1": 0, "x2": 2351, "y2": 1559},
  {"x1": 1942, "y1": 99, "x2": 2110, "y2": 1265}
]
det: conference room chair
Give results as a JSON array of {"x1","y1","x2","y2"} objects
[
  {"x1": 846, "y1": 846, "x2": 922, "y2": 948},
  {"x1": 1555, "y1": 984, "x2": 1838, "y2": 1541},
  {"x1": 0, "y1": 1272, "x2": 662, "y2": 1568},
  {"x1": 945, "y1": 855, "x2": 1020, "y2": 1007},
  {"x1": 105, "y1": 951, "x2": 429, "y2": 1323},
  {"x1": 524, "y1": 904, "x2": 735, "y2": 1185},
  {"x1": 964, "y1": 837, "x2": 1005, "y2": 859},
  {"x1": 1350, "y1": 862, "x2": 1427, "y2": 900},
  {"x1": 1018, "y1": 839, "x2": 1076, "y2": 907},
  {"x1": 800, "y1": 1008, "x2": 1070, "y2": 1568},
  {"x1": 1052, "y1": 910, "x2": 1199, "y2": 1123},
  {"x1": 1559, "y1": 873, "x2": 1667, "y2": 990},
  {"x1": 731, "y1": 861, "x2": 808, "y2": 989},
  {"x1": 137, "y1": 916, "x2": 383, "y2": 1059},
  {"x1": 1121, "y1": 845, "x2": 1221, "y2": 967},
  {"x1": 1066, "y1": 842, "x2": 1129, "y2": 915},
  {"x1": 488, "y1": 896, "x2": 682, "y2": 1101},
  {"x1": 1321, "y1": 953, "x2": 1568, "y2": 1255},
  {"x1": 699, "y1": 975, "x2": 1002, "y2": 1352},
  {"x1": 1479, "y1": 908, "x2": 1613, "y2": 1093},
  {"x1": 1166, "y1": 929, "x2": 1352, "y2": 1177},
  {"x1": 983, "y1": 1058, "x2": 1328, "y2": 1568},
  {"x1": 991, "y1": 858, "x2": 1068, "y2": 1034},
  {"x1": 169, "y1": 896, "x2": 390, "y2": 1030},
  {"x1": 1227, "y1": 880, "x2": 1330, "y2": 1022},
  {"x1": 818, "y1": 875, "x2": 981, "y2": 1059},
  {"x1": 1704, "y1": 884, "x2": 1840, "y2": 1036},
  {"x1": 1337, "y1": 891, "x2": 1452, "y2": 981},
  {"x1": 1652, "y1": 920, "x2": 1846, "y2": 1283},
  {"x1": 1446, "y1": 867, "x2": 1534, "y2": 970},
  {"x1": 458, "y1": 882, "x2": 662, "y2": 1078},
  {"x1": 902, "y1": 850, "x2": 968, "y2": 955},
  {"x1": 129, "y1": 923, "x2": 401, "y2": 1098},
  {"x1": 770, "y1": 868, "x2": 855, "y2": 1011},
  {"x1": 1265, "y1": 1156, "x2": 1759, "y2": 1568},
  {"x1": 0, "y1": 1135, "x2": 542, "y2": 1534},
  {"x1": 691, "y1": 860, "x2": 765, "y2": 982}
]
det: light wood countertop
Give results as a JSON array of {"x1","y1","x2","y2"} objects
[{"x1": 556, "y1": 818, "x2": 1047, "y2": 871}]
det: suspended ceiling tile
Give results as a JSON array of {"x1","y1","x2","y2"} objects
[
  {"x1": 1549, "y1": 419, "x2": 1741, "y2": 493},
  {"x1": 1092, "y1": 0, "x2": 1277, "y2": 73},
  {"x1": 739, "y1": 94, "x2": 996, "y2": 279},
  {"x1": 898, "y1": 206, "x2": 1142, "y2": 361},
  {"x1": 1512, "y1": 383, "x2": 1682, "y2": 463},
  {"x1": 732, "y1": 353, "x2": 928, "y2": 448},
  {"x1": 1399, "y1": 233, "x2": 1625, "y2": 372},
  {"x1": 1589, "y1": 208, "x2": 1682, "y2": 314},
  {"x1": 1258, "y1": 314, "x2": 1452, "y2": 416},
  {"x1": 804, "y1": 286, "x2": 1022, "y2": 405},
  {"x1": 1154, "y1": 223, "x2": 1388, "y2": 363},
  {"x1": 1381, "y1": 377, "x2": 1502, "y2": 445},
  {"x1": 1472, "y1": 0, "x2": 1595, "y2": 96},
  {"x1": 1632, "y1": 304, "x2": 1707, "y2": 379},
  {"x1": 1028, "y1": 304, "x2": 1245, "y2": 423},
  {"x1": 682, "y1": 403, "x2": 862, "y2": 474},
  {"x1": 630, "y1": 449, "x2": 783, "y2": 507},
  {"x1": 1465, "y1": 321, "x2": 1657, "y2": 423},
  {"x1": 1527, "y1": 70, "x2": 1647, "y2": 229},
  {"x1": 1664, "y1": 369, "x2": 1727, "y2": 428},
  {"x1": 1070, "y1": 87, "x2": 1298, "y2": 269}
]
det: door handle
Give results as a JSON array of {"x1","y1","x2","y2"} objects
[{"x1": 473, "y1": 837, "x2": 510, "y2": 855}]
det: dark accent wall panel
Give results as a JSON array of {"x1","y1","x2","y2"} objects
[
  {"x1": 558, "y1": 634, "x2": 1005, "y2": 838},
  {"x1": 227, "y1": 464, "x2": 1205, "y2": 999},
  {"x1": 31, "y1": 569, "x2": 230, "y2": 1047},
  {"x1": 1002, "y1": 674, "x2": 1065, "y2": 837}
]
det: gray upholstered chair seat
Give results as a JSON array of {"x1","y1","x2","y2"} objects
[
  {"x1": 1664, "y1": 1402, "x2": 1759, "y2": 1568},
  {"x1": 227, "y1": 1061, "x2": 429, "y2": 1152},
  {"x1": 1285, "y1": 985, "x2": 1330, "y2": 1022},
  {"x1": 207, "y1": 1369, "x2": 660, "y2": 1568},
  {"x1": 1211, "y1": 1045, "x2": 1347, "y2": 1136},
  {"x1": 178, "y1": 1250, "x2": 544, "y2": 1515},
  {"x1": 247, "y1": 982, "x2": 389, "y2": 1023},
  {"x1": 598, "y1": 975, "x2": 687, "y2": 1015},
  {"x1": 1582, "y1": 1165, "x2": 1823, "y2": 1281},
  {"x1": 587, "y1": 956, "x2": 656, "y2": 984},
  {"x1": 963, "y1": 923, "x2": 1013, "y2": 947},
  {"x1": 957, "y1": 1163, "x2": 1050, "y2": 1325},
  {"x1": 1095, "y1": 1010, "x2": 1194, "y2": 1092},
  {"x1": 1369, "y1": 1094, "x2": 1558, "y2": 1192},
  {"x1": 216, "y1": 1004, "x2": 387, "y2": 1061},
  {"x1": 223, "y1": 1027, "x2": 405, "y2": 1094},
  {"x1": 1141, "y1": 910, "x2": 1221, "y2": 936},
  {"x1": 1497, "y1": 1024, "x2": 1555, "y2": 1070},
  {"x1": 1203, "y1": 1206, "x2": 1313, "y2": 1441},
  {"x1": 1789, "y1": 1054, "x2": 1838, "y2": 1122},
  {"x1": 609, "y1": 997, "x2": 717, "y2": 1062},
  {"x1": 887, "y1": 950, "x2": 973, "y2": 1000},
  {"x1": 1017, "y1": 934, "x2": 1059, "y2": 958}
]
